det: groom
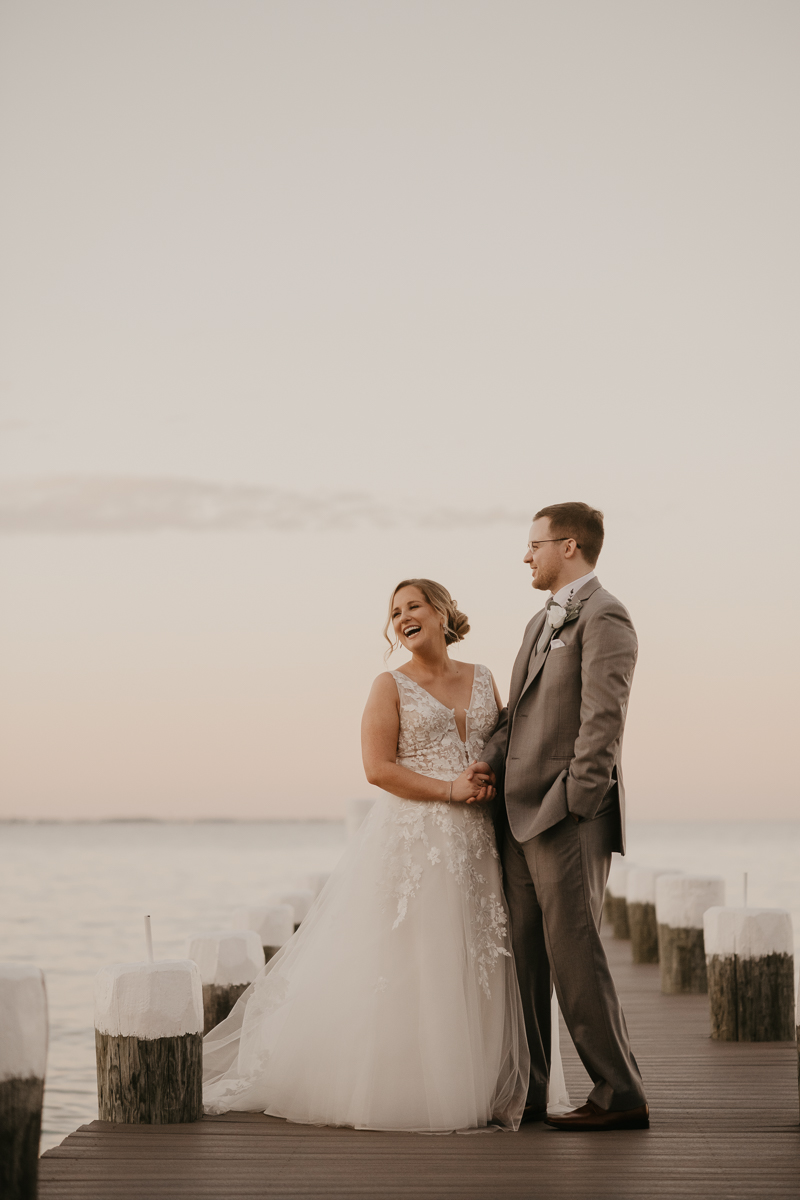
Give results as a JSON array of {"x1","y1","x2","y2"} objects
[{"x1": 470, "y1": 502, "x2": 648, "y2": 1131}]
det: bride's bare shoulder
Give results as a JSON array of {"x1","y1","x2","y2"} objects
[
  {"x1": 362, "y1": 673, "x2": 401, "y2": 724},
  {"x1": 367, "y1": 672, "x2": 401, "y2": 699}
]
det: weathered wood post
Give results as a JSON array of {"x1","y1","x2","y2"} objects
[
  {"x1": 704, "y1": 907, "x2": 795, "y2": 1041},
  {"x1": 627, "y1": 868, "x2": 681, "y2": 964},
  {"x1": 347, "y1": 798, "x2": 376, "y2": 839},
  {"x1": 187, "y1": 931, "x2": 265, "y2": 1034},
  {"x1": 231, "y1": 904, "x2": 294, "y2": 963},
  {"x1": 604, "y1": 859, "x2": 637, "y2": 939},
  {"x1": 656, "y1": 874, "x2": 725, "y2": 993},
  {"x1": 267, "y1": 889, "x2": 314, "y2": 932},
  {"x1": 94, "y1": 959, "x2": 203, "y2": 1123},
  {"x1": 0, "y1": 965, "x2": 48, "y2": 1200}
]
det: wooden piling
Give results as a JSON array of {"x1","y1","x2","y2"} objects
[
  {"x1": 232, "y1": 904, "x2": 294, "y2": 964},
  {"x1": 93, "y1": 959, "x2": 203, "y2": 1124},
  {"x1": 627, "y1": 868, "x2": 680, "y2": 964},
  {"x1": 187, "y1": 931, "x2": 264, "y2": 1033},
  {"x1": 267, "y1": 889, "x2": 314, "y2": 933},
  {"x1": 704, "y1": 907, "x2": 795, "y2": 1042},
  {"x1": 0, "y1": 965, "x2": 48, "y2": 1200},
  {"x1": 604, "y1": 859, "x2": 637, "y2": 939},
  {"x1": 95, "y1": 1030, "x2": 202, "y2": 1123},
  {"x1": 656, "y1": 874, "x2": 725, "y2": 994}
]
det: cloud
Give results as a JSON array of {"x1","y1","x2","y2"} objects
[{"x1": 0, "y1": 475, "x2": 528, "y2": 533}]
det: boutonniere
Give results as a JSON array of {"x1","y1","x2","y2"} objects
[{"x1": 547, "y1": 599, "x2": 582, "y2": 631}]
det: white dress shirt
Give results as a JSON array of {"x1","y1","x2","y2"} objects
[{"x1": 551, "y1": 570, "x2": 596, "y2": 608}]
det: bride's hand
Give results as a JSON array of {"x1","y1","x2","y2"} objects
[{"x1": 450, "y1": 769, "x2": 496, "y2": 804}]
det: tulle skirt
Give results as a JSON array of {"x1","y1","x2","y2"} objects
[{"x1": 203, "y1": 795, "x2": 566, "y2": 1132}]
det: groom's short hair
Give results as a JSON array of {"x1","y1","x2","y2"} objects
[{"x1": 534, "y1": 502, "x2": 605, "y2": 566}]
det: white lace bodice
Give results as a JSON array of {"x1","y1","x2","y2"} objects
[{"x1": 392, "y1": 663, "x2": 499, "y2": 780}]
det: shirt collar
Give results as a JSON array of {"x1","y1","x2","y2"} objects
[{"x1": 551, "y1": 570, "x2": 596, "y2": 609}]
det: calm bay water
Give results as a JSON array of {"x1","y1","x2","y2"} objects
[{"x1": 0, "y1": 818, "x2": 798, "y2": 1153}]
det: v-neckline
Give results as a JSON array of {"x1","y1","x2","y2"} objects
[{"x1": 394, "y1": 666, "x2": 478, "y2": 746}]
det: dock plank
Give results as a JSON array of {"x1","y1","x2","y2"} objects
[{"x1": 39, "y1": 935, "x2": 800, "y2": 1199}]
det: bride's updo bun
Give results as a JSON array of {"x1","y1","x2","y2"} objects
[
  {"x1": 384, "y1": 578, "x2": 470, "y2": 654},
  {"x1": 448, "y1": 608, "x2": 471, "y2": 645}
]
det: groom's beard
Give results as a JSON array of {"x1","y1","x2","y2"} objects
[{"x1": 531, "y1": 563, "x2": 560, "y2": 593}]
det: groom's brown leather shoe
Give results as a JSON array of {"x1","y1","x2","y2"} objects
[
  {"x1": 520, "y1": 1104, "x2": 547, "y2": 1124},
  {"x1": 544, "y1": 1100, "x2": 649, "y2": 1131}
]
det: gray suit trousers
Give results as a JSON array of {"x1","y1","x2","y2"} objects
[{"x1": 500, "y1": 801, "x2": 646, "y2": 1112}]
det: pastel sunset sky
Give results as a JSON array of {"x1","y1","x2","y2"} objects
[{"x1": 1, "y1": 1, "x2": 797, "y2": 820}]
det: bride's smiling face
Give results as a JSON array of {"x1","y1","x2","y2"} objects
[{"x1": 391, "y1": 586, "x2": 444, "y2": 654}]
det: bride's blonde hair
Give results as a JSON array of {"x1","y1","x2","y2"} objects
[{"x1": 383, "y1": 578, "x2": 470, "y2": 657}]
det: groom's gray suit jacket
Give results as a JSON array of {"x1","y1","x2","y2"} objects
[{"x1": 482, "y1": 576, "x2": 636, "y2": 853}]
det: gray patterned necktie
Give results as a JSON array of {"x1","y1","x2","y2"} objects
[{"x1": 536, "y1": 598, "x2": 556, "y2": 655}]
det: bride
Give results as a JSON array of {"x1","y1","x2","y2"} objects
[{"x1": 203, "y1": 578, "x2": 568, "y2": 1132}]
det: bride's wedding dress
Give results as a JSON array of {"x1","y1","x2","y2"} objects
[{"x1": 203, "y1": 664, "x2": 569, "y2": 1132}]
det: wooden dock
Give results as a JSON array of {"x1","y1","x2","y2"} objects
[{"x1": 39, "y1": 933, "x2": 799, "y2": 1199}]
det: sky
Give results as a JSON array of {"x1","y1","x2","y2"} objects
[{"x1": 1, "y1": 0, "x2": 798, "y2": 821}]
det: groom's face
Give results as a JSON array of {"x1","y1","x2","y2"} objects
[{"x1": 524, "y1": 518, "x2": 563, "y2": 593}]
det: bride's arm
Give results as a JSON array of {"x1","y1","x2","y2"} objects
[{"x1": 361, "y1": 674, "x2": 494, "y2": 803}]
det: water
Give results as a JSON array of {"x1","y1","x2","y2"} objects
[
  {"x1": 0, "y1": 818, "x2": 798, "y2": 1153},
  {"x1": 0, "y1": 820, "x2": 347, "y2": 1151}
]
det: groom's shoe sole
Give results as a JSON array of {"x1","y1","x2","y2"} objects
[{"x1": 544, "y1": 1102, "x2": 649, "y2": 1132}]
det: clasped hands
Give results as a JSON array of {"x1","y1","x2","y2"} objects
[{"x1": 449, "y1": 761, "x2": 497, "y2": 804}]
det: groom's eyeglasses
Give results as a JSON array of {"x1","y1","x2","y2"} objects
[{"x1": 527, "y1": 538, "x2": 581, "y2": 551}]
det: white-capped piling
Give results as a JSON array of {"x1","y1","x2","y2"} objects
[
  {"x1": 267, "y1": 888, "x2": 314, "y2": 932},
  {"x1": 187, "y1": 931, "x2": 264, "y2": 1033},
  {"x1": 0, "y1": 965, "x2": 48, "y2": 1200},
  {"x1": 232, "y1": 904, "x2": 294, "y2": 963},
  {"x1": 94, "y1": 959, "x2": 203, "y2": 1123},
  {"x1": 347, "y1": 798, "x2": 375, "y2": 840},
  {"x1": 656, "y1": 875, "x2": 725, "y2": 993},
  {"x1": 306, "y1": 871, "x2": 331, "y2": 899},
  {"x1": 627, "y1": 868, "x2": 681, "y2": 964},
  {"x1": 703, "y1": 907, "x2": 795, "y2": 1041},
  {"x1": 604, "y1": 860, "x2": 637, "y2": 939}
]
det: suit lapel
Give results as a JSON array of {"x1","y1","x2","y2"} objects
[
  {"x1": 518, "y1": 635, "x2": 550, "y2": 702},
  {"x1": 508, "y1": 609, "x2": 547, "y2": 714}
]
